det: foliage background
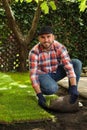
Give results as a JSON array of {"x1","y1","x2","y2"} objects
[{"x1": 0, "y1": 0, "x2": 87, "y2": 71}]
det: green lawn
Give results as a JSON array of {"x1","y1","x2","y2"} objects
[{"x1": 0, "y1": 72, "x2": 55, "y2": 124}]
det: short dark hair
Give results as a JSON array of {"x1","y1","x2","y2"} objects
[{"x1": 38, "y1": 26, "x2": 53, "y2": 35}]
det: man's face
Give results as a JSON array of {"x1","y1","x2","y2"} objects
[{"x1": 38, "y1": 34, "x2": 54, "y2": 49}]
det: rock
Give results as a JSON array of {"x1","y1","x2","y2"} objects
[{"x1": 83, "y1": 67, "x2": 87, "y2": 73}]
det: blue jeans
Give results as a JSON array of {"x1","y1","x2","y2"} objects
[{"x1": 38, "y1": 59, "x2": 82, "y2": 95}]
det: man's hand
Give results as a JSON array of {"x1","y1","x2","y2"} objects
[
  {"x1": 37, "y1": 93, "x2": 47, "y2": 109},
  {"x1": 68, "y1": 85, "x2": 79, "y2": 104}
]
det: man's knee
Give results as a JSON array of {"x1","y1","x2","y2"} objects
[
  {"x1": 42, "y1": 83, "x2": 58, "y2": 95},
  {"x1": 72, "y1": 59, "x2": 82, "y2": 68},
  {"x1": 49, "y1": 84, "x2": 58, "y2": 94}
]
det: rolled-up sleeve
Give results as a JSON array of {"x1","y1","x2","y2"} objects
[
  {"x1": 59, "y1": 45, "x2": 76, "y2": 78},
  {"x1": 29, "y1": 51, "x2": 40, "y2": 88}
]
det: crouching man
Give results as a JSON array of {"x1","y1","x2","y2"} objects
[{"x1": 29, "y1": 26, "x2": 82, "y2": 109}]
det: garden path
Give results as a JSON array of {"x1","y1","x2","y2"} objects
[{"x1": 58, "y1": 77, "x2": 87, "y2": 98}]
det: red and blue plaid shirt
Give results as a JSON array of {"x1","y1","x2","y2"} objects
[{"x1": 29, "y1": 40, "x2": 76, "y2": 88}]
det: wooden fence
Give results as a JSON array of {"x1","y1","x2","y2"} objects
[{"x1": 0, "y1": 40, "x2": 21, "y2": 72}]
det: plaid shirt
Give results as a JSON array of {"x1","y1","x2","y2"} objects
[{"x1": 29, "y1": 40, "x2": 76, "y2": 88}]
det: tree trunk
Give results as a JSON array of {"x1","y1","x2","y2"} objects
[
  {"x1": 18, "y1": 43, "x2": 28, "y2": 72},
  {"x1": 2, "y1": 0, "x2": 41, "y2": 72}
]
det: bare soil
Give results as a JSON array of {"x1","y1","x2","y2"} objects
[{"x1": 0, "y1": 87, "x2": 87, "y2": 130}]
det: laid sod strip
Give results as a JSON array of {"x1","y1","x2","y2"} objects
[{"x1": 0, "y1": 72, "x2": 55, "y2": 123}]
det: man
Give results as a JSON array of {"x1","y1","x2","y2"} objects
[{"x1": 29, "y1": 26, "x2": 82, "y2": 109}]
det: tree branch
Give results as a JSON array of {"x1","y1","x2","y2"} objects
[
  {"x1": 2, "y1": 0, "x2": 25, "y2": 44},
  {"x1": 2, "y1": 0, "x2": 41, "y2": 45},
  {"x1": 25, "y1": 2, "x2": 41, "y2": 44}
]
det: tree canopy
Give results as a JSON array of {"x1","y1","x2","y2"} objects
[{"x1": 15, "y1": 0, "x2": 87, "y2": 13}]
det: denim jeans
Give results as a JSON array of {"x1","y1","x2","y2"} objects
[{"x1": 38, "y1": 59, "x2": 82, "y2": 95}]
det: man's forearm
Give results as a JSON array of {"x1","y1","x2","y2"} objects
[
  {"x1": 69, "y1": 77, "x2": 76, "y2": 86},
  {"x1": 33, "y1": 85, "x2": 42, "y2": 94}
]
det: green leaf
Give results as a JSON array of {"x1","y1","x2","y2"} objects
[
  {"x1": 20, "y1": 0, "x2": 24, "y2": 3},
  {"x1": 15, "y1": 0, "x2": 19, "y2": 2},
  {"x1": 26, "y1": 0, "x2": 32, "y2": 3},
  {"x1": 0, "y1": 41, "x2": 2, "y2": 44},
  {"x1": 34, "y1": 0, "x2": 38, "y2": 3},
  {"x1": 79, "y1": 0, "x2": 87, "y2": 12},
  {"x1": 39, "y1": 0, "x2": 44, "y2": 1},
  {"x1": 49, "y1": 1, "x2": 56, "y2": 10},
  {"x1": 40, "y1": 1, "x2": 49, "y2": 14}
]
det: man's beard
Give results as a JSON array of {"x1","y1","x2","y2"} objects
[{"x1": 41, "y1": 41, "x2": 53, "y2": 50}]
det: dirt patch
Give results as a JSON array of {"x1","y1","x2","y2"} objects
[{"x1": 0, "y1": 87, "x2": 87, "y2": 130}]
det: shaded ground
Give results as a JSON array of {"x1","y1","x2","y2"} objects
[{"x1": 0, "y1": 87, "x2": 87, "y2": 130}]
